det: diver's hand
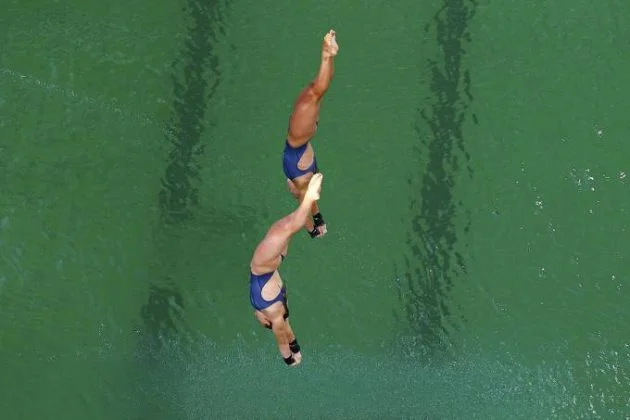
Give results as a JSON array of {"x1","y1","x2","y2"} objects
[{"x1": 291, "y1": 352, "x2": 302, "y2": 366}]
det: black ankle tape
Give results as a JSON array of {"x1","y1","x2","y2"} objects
[
  {"x1": 289, "y1": 339, "x2": 301, "y2": 353},
  {"x1": 313, "y1": 212, "x2": 325, "y2": 227}
]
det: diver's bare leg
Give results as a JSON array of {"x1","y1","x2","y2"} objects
[
  {"x1": 287, "y1": 30, "x2": 339, "y2": 147},
  {"x1": 251, "y1": 174, "x2": 324, "y2": 269}
]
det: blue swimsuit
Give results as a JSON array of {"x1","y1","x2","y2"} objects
[
  {"x1": 282, "y1": 122, "x2": 319, "y2": 180},
  {"x1": 283, "y1": 141, "x2": 318, "y2": 180},
  {"x1": 249, "y1": 255, "x2": 289, "y2": 317}
]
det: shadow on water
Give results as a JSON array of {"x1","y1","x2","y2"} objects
[
  {"x1": 394, "y1": 0, "x2": 477, "y2": 362},
  {"x1": 139, "y1": 0, "x2": 226, "y2": 359},
  {"x1": 133, "y1": 0, "x2": 229, "y2": 417}
]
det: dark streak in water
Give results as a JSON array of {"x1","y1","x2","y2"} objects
[
  {"x1": 133, "y1": 1, "x2": 228, "y2": 417},
  {"x1": 137, "y1": 0, "x2": 226, "y2": 360},
  {"x1": 395, "y1": 0, "x2": 476, "y2": 361}
]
